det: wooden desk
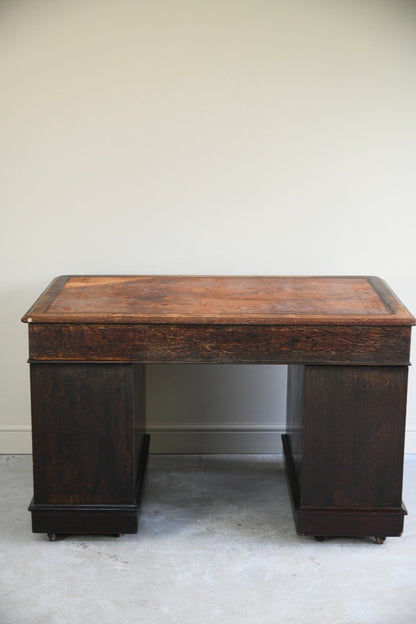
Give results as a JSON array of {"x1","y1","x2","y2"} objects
[{"x1": 22, "y1": 275, "x2": 415, "y2": 543}]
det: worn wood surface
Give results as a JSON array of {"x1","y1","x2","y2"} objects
[
  {"x1": 22, "y1": 275, "x2": 415, "y2": 326},
  {"x1": 27, "y1": 322, "x2": 412, "y2": 365},
  {"x1": 22, "y1": 276, "x2": 414, "y2": 539}
]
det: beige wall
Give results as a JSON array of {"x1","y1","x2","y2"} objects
[{"x1": 1, "y1": 0, "x2": 415, "y2": 453}]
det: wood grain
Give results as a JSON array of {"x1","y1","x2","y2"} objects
[
  {"x1": 284, "y1": 365, "x2": 409, "y2": 537},
  {"x1": 27, "y1": 322, "x2": 412, "y2": 365},
  {"x1": 22, "y1": 275, "x2": 415, "y2": 326},
  {"x1": 22, "y1": 275, "x2": 414, "y2": 539}
]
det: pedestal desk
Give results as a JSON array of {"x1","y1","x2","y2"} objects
[{"x1": 22, "y1": 275, "x2": 415, "y2": 543}]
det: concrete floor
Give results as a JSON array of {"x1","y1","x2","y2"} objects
[{"x1": 1, "y1": 454, "x2": 415, "y2": 624}]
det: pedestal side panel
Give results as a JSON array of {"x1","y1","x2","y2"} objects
[
  {"x1": 286, "y1": 365, "x2": 305, "y2": 495},
  {"x1": 30, "y1": 363, "x2": 138, "y2": 505},
  {"x1": 301, "y1": 366, "x2": 408, "y2": 509}
]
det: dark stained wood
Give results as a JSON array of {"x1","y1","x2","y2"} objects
[
  {"x1": 285, "y1": 365, "x2": 305, "y2": 497},
  {"x1": 22, "y1": 275, "x2": 415, "y2": 326},
  {"x1": 303, "y1": 366, "x2": 407, "y2": 508},
  {"x1": 282, "y1": 435, "x2": 406, "y2": 538},
  {"x1": 27, "y1": 323, "x2": 411, "y2": 365},
  {"x1": 29, "y1": 501, "x2": 145, "y2": 536},
  {"x1": 29, "y1": 363, "x2": 148, "y2": 534},
  {"x1": 284, "y1": 365, "x2": 408, "y2": 537},
  {"x1": 22, "y1": 275, "x2": 414, "y2": 540}
]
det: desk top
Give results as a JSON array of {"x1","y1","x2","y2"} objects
[{"x1": 22, "y1": 275, "x2": 415, "y2": 326}]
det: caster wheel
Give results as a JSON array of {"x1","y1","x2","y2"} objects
[
  {"x1": 315, "y1": 536, "x2": 326, "y2": 542},
  {"x1": 375, "y1": 536, "x2": 386, "y2": 545},
  {"x1": 114, "y1": 533, "x2": 124, "y2": 538},
  {"x1": 47, "y1": 533, "x2": 57, "y2": 542}
]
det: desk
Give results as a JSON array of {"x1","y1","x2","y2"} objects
[{"x1": 22, "y1": 275, "x2": 415, "y2": 542}]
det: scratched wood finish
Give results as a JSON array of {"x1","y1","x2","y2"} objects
[
  {"x1": 22, "y1": 275, "x2": 415, "y2": 326},
  {"x1": 284, "y1": 365, "x2": 408, "y2": 537},
  {"x1": 21, "y1": 276, "x2": 414, "y2": 540},
  {"x1": 27, "y1": 322, "x2": 412, "y2": 365}
]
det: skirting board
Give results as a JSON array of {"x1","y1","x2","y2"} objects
[
  {"x1": 0, "y1": 425, "x2": 32, "y2": 454},
  {"x1": 147, "y1": 425, "x2": 285, "y2": 454},
  {"x1": 2, "y1": 425, "x2": 416, "y2": 454}
]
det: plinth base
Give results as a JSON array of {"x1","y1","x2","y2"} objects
[
  {"x1": 282, "y1": 434, "x2": 406, "y2": 539},
  {"x1": 29, "y1": 434, "x2": 150, "y2": 538}
]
